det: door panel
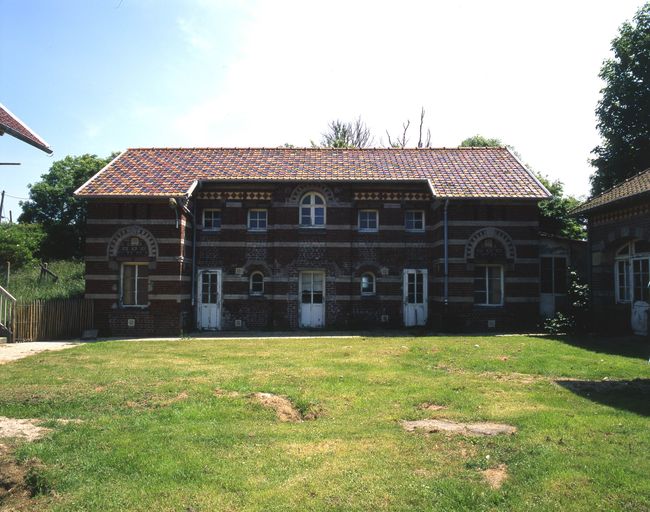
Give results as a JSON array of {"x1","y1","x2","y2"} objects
[
  {"x1": 198, "y1": 270, "x2": 221, "y2": 330},
  {"x1": 403, "y1": 269, "x2": 427, "y2": 327},
  {"x1": 300, "y1": 271, "x2": 325, "y2": 328}
]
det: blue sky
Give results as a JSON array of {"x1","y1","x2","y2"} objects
[{"x1": 0, "y1": 0, "x2": 645, "y2": 219}]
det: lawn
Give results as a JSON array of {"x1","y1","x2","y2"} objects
[{"x1": 0, "y1": 334, "x2": 649, "y2": 511}]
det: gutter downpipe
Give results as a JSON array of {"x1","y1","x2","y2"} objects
[
  {"x1": 443, "y1": 198, "x2": 450, "y2": 307},
  {"x1": 191, "y1": 181, "x2": 202, "y2": 308}
]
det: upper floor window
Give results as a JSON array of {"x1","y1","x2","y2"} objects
[
  {"x1": 248, "y1": 209, "x2": 268, "y2": 231},
  {"x1": 474, "y1": 264, "x2": 503, "y2": 306},
  {"x1": 360, "y1": 272, "x2": 376, "y2": 295},
  {"x1": 121, "y1": 262, "x2": 149, "y2": 307},
  {"x1": 358, "y1": 210, "x2": 378, "y2": 232},
  {"x1": 405, "y1": 210, "x2": 425, "y2": 232},
  {"x1": 300, "y1": 192, "x2": 326, "y2": 227},
  {"x1": 250, "y1": 271, "x2": 264, "y2": 295},
  {"x1": 203, "y1": 209, "x2": 221, "y2": 230}
]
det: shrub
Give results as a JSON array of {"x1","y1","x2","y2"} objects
[{"x1": 0, "y1": 223, "x2": 45, "y2": 269}]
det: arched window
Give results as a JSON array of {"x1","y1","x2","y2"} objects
[
  {"x1": 300, "y1": 192, "x2": 326, "y2": 227},
  {"x1": 360, "y1": 272, "x2": 375, "y2": 295},
  {"x1": 250, "y1": 271, "x2": 264, "y2": 295},
  {"x1": 615, "y1": 240, "x2": 650, "y2": 303}
]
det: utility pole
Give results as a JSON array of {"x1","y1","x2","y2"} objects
[{"x1": 0, "y1": 190, "x2": 4, "y2": 223}]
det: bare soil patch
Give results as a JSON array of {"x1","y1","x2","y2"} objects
[
  {"x1": 0, "y1": 341, "x2": 81, "y2": 365},
  {"x1": 481, "y1": 464, "x2": 508, "y2": 489},
  {"x1": 126, "y1": 391, "x2": 189, "y2": 409},
  {"x1": 401, "y1": 419, "x2": 517, "y2": 436},
  {"x1": 418, "y1": 402, "x2": 447, "y2": 412},
  {"x1": 0, "y1": 417, "x2": 51, "y2": 441},
  {"x1": 215, "y1": 390, "x2": 319, "y2": 422},
  {"x1": 250, "y1": 392, "x2": 303, "y2": 422}
]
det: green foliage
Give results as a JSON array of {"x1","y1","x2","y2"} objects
[
  {"x1": 4, "y1": 259, "x2": 85, "y2": 301},
  {"x1": 459, "y1": 135, "x2": 502, "y2": 147},
  {"x1": 0, "y1": 223, "x2": 45, "y2": 269},
  {"x1": 590, "y1": 3, "x2": 650, "y2": 195},
  {"x1": 544, "y1": 269, "x2": 590, "y2": 334},
  {"x1": 19, "y1": 153, "x2": 117, "y2": 259},
  {"x1": 535, "y1": 174, "x2": 586, "y2": 239}
]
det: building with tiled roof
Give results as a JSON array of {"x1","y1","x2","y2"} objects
[
  {"x1": 0, "y1": 103, "x2": 52, "y2": 154},
  {"x1": 574, "y1": 168, "x2": 650, "y2": 335},
  {"x1": 76, "y1": 146, "x2": 558, "y2": 336}
]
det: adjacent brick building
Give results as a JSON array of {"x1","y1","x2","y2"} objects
[
  {"x1": 75, "y1": 147, "x2": 551, "y2": 336},
  {"x1": 573, "y1": 168, "x2": 650, "y2": 335}
]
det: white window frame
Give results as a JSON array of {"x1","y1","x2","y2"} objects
[
  {"x1": 203, "y1": 209, "x2": 222, "y2": 231},
  {"x1": 249, "y1": 271, "x2": 265, "y2": 296},
  {"x1": 405, "y1": 210, "x2": 425, "y2": 232},
  {"x1": 474, "y1": 264, "x2": 504, "y2": 307},
  {"x1": 358, "y1": 209, "x2": 379, "y2": 232},
  {"x1": 614, "y1": 241, "x2": 650, "y2": 303},
  {"x1": 120, "y1": 262, "x2": 149, "y2": 308},
  {"x1": 299, "y1": 192, "x2": 326, "y2": 228},
  {"x1": 248, "y1": 209, "x2": 268, "y2": 232},
  {"x1": 360, "y1": 272, "x2": 376, "y2": 295}
]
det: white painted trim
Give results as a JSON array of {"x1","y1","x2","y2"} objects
[
  {"x1": 198, "y1": 241, "x2": 435, "y2": 249},
  {"x1": 505, "y1": 146, "x2": 552, "y2": 198}
]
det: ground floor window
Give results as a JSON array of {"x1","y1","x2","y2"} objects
[
  {"x1": 121, "y1": 263, "x2": 148, "y2": 306},
  {"x1": 360, "y1": 272, "x2": 375, "y2": 295},
  {"x1": 633, "y1": 258, "x2": 650, "y2": 302},
  {"x1": 474, "y1": 265, "x2": 503, "y2": 306},
  {"x1": 250, "y1": 271, "x2": 264, "y2": 295}
]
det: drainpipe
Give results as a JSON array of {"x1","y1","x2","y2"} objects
[
  {"x1": 190, "y1": 182, "x2": 202, "y2": 307},
  {"x1": 443, "y1": 199, "x2": 450, "y2": 306}
]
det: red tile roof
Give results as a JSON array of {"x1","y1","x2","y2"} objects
[
  {"x1": 75, "y1": 147, "x2": 550, "y2": 199},
  {"x1": 0, "y1": 103, "x2": 52, "y2": 154},
  {"x1": 573, "y1": 168, "x2": 650, "y2": 214}
]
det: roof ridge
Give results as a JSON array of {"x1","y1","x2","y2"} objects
[
  {"x1": 587, "y1": 167, "x2": 650, "y2": 202},
  {"x1": 125, "y1": 146, "x2": 508, "y2": 151}
]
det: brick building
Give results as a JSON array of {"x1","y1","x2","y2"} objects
[
  {"x1": 573, "y1": 169, "x2": 650, "y2": 335},
  {"x1": 75, "y1": 147, "x2": 550, "y2": 336}
]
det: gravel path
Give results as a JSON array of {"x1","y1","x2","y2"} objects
[{"x1": 0, "y1": 341, "x2": 82, "y2": 364}]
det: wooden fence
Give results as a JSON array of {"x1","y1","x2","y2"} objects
[{"x1": 14, "y1": 298, "x2": 94, "y2": 342}]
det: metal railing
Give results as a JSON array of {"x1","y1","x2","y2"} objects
[{"x1": 0, "y1": 285, "x2": 16, "y2": 343}]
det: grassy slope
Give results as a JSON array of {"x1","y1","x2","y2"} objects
[
  {"x1": 3, "y1": 260, "x2": 84, "y2": 301},
  {"x1": 0, "y1": 335, "x2": 649, "y2": 511}
]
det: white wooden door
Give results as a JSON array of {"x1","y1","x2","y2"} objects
[
  {"x1": 631, "y1": 258, "x2": 649, "y2": 335},
  {"x1": 300, "y1": 271, "x2": 325, "y2": 328},
  {"x1": 198, "y1": 270, "x2": 221, "y2": 330},
  {"x1": 403, "y1": 269, "x2": 427, "y2": 327}
]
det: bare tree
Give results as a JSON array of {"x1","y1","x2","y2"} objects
[
  {"x1": 385, "y1": 107, "x2": 432, "y2": 148},
  {"x1": 319, "y1": 117, "x2": 373, "y2": 148}
]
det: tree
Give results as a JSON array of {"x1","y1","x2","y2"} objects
[
  {"x1": 0, "y1": 223, "x2": 45, "y2": 269},
  {"x1": 19, "y1": 153, "x2": 117, "y2": 259},
  {"x1": 461, "y1": 135, "x2": 585, "y2": 239},
  {"x1": 460, "y1": 135, "x2": 502, "y2": 147},
  {"x1": 535, "y1": 174, "x2": 586, "y2": 239},
  {"x1": 318, "y1": 117, "x2": 373, "y2": 148},
  {"x1": 385, "y1": 107, "x2": 432, "y2": 148},
  {"x1": 590, "y1": 3, "x2": 650, "y2": 196}
]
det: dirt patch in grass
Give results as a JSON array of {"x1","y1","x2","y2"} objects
[
  {"x1": 0, "y1": 443, "x2": 49, "y2": 509},
  {"x1": 418, "y1": 402, "x2": 447, "y2": 411},
  {"x1": 126, "y1": 391, "x2": 189, "y2": 409},
  {"x1": 250, "y1": 392, "x2": 303, "y2": 422},
  {"x1": 481, "y1": 464, "x2": 508, "y2": 489},
  {"x1": 215, "y1": 389, "x2": 319, "y2": 422},
  {"x1": 401, "y1": 419, "x2": 517, "y2": 436},
  {"x1": 0, "y1": 417, "x2": 51, "y2": 441}
]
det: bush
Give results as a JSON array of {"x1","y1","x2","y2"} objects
[
  {"x1": 543, "y1": 269, "x2": 590, "y2": 335},
  {"x1": 0, "y1": 223, "x2": 45, "y2": 269}
]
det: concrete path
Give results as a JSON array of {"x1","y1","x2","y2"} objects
[{"x1": 0, "y1": 341, "x2": 82, "y2": 364}]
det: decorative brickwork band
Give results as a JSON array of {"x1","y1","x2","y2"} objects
[
  {"x1": 353, "y1": 192, "x2": 430, "y2": 201},
  {"x1": 197, "y1": 191, "x2": 273, "y2": 200}
]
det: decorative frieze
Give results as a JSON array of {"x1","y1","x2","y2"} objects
[
  {"x1": 593, "y1": 204, "x2": 650, "y2": 226},
  {"x1": 353, "y1": 192, "x2": 430, "y2": 201},
  {"x1": 197, "y1": 191, "x2": 273, "y2": 201}
]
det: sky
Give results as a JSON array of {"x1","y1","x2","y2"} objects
[{"x1": 0, "y1": 0, "x2": 645, "y2": 219}]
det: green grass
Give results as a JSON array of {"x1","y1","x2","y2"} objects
[
  {"x1": 1, "y1": 335, "x2": 649, "y2": 511},
  {"x1": 3, "y1": 260, "x2": 85, "y2": 301}
]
